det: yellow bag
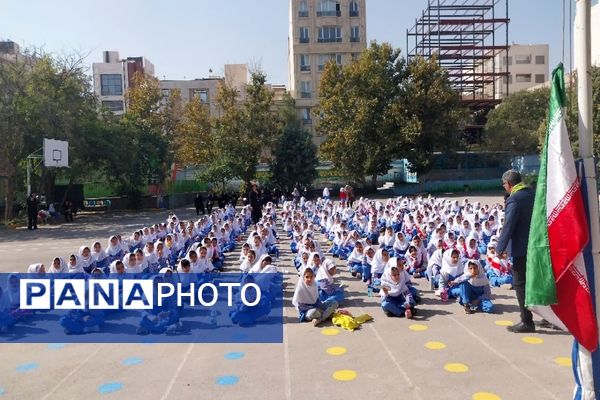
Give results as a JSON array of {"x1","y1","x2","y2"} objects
[{"x1": 331, "y1": 312, "x2": 373, "y2": 331}]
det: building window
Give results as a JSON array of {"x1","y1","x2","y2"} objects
[
  {"x1": 161, "y1": 89, "x2": 170, "y2": 98},
  {"x1": 535, "y1": 74, "x2": 545, "y2": 84},
  {"x1": 300, "y1": 54, "x2": 311, "y2": 72},
  {"x1": 300, "y1": 81, "x2": 312, "y2": 98},
  {"x1": 299, "y1": 27, "x2": 310, "y2": 43},
  {"x1": 318, "y1": 26, "x2": 342, "y2": 43},
  {"x1": 193, "y1": 88, "x2": 209, "y2": 103},
  {"x1": 502, "y1": 74, "x2": 513, "y2": 85},
  {"x1": 350, "y1": 0, "x2": 359, "y2": 17},
  {"x1": 515, "y1": 73, "x2": 532, "y2": 83},
  {"x1": 100, "y1": 74, "x2": 123, "y2": 96},
  {"x1": 350, "y1": 26, "x2": 360, "y2": 42},
  {"x1": 301, "y1": 107, "x2": 311, "y2": 123},
  {"x1": 535, "y1": 55, "x2": 545, "y2": 65},
  {"x1": 317, "y1": 0, "x2": 340, "y2": 17},
  {"x1": 515, "y1": 54, "x2": 531, "y2": 64},
  {"x1": 503, "y1": 56, "x2": 512, "y2": 65},
  {"x1": 299, "y1": 0, "x2": 309, "y2": 17},
  {"x1": 318, "y1": 54, "x2": 342, "y2": 71},
  {"x1": 351, "y1": 52, "x2": 361, "y2": 61},
  {"x1": 101, "y1": 100, "x2": 124, "y2": 112}
]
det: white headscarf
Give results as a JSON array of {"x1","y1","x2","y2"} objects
[
  {"x1": 292, "y1": 268, "x2": 319, "y2": 307},
  {"x1": 91, "y1": 242, "x2": 108, "y2": 262},
  {"x1": 316, "y1": 259, "x2": 336, "y2": 283},
  {"x1": 48, "y1": 257, "x2": 68, "y2": 274},
  {"x1": 109, "y1": 260, "x2": 124, "y2": 274},
  {"x1": 393, "y1": 232, "x2": 409, "y2": 252},
  {"x1": 379, "y1": 258, "x2": 411, "y2": 298},
  {"x1": 466, "y1": 260, "x2": 490, "y2": 287},
  {"x1": 67, "y1": 255, "x2": 84, "y2": 274},
  {"x1": 441, "y1": 249, "x2": 461, "y2": 277},
  {"x1": 78, "y1": 246, "x2": 94, "y2": 270},
  {"x1": 122, "y1": 253, "x2": 141, "y2": 273},
  {"x1": 371, "y1": 248, "x2": 388, "y2": 275},
  {"x1": 106, "y1": 235, "x2": 122, "y2": 257},
  {"x1": 27, "y1": 263, "x2": 44, "y2": 274}
]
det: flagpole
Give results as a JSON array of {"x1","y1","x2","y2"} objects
[{"x1": 575, "y1": 0, "x2": 600, "y2": 326}]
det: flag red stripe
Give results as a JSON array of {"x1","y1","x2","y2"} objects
[{"x1": 547, "y1": 183, "x2": 597, "y2": 351}]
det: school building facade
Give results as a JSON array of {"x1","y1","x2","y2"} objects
[{"x1": 288, "y1": 0, "x2": 367, "y2": 146}]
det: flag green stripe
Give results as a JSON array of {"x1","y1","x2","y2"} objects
[{"x1": 525, "y1": 64, "x2": 566, "y2": 306}]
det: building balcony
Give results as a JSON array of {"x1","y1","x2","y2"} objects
[
  {"x1": 317, "y1": 38, "x2": 342, "y2": 43},
  {"x1": 349, "y1": 10, "x2": 359, "y2": 17},
  {"x1": 299, "y1": 37, "x2": 310, "y2": 44},
  {"x1": 300, "y1": 92, "x2": 312, "y2": 99},
  {"x1": 317, "y1": 10, "x2": 341, "y2": 17},
  {"x1": 350, "y1": 37, "x2": 360, "y2": 42},
  {"x1": 298, "y1": 11, "x2": 309, "y2": 17},
  {"x1": 300, "y1": 65, "x2": 311, "y2": 72}
]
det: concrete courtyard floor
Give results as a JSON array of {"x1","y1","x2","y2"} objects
[{"x1": 0, "y1": 194, "x2": 576, "y2": 400}]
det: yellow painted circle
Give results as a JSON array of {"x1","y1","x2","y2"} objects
[
  {"x1": 321, "y1": 328, "x2": 340, "y2": 336},
  {"x1": 333, "y1": 370, "x2": 357, "y2": 381},
  {"x1": 444, "y1": 363, "x2": 469, "y2": 373},
  {"x1": 408, "y1": 324, "x2": 429, "y2": 332},
  {"x1": 425, "y1": 341, "x2": 447, "y2": 350},
  {"x1": 473, "y1": 392, "x2": 502, "y2": 400},
  {"x1": 521, "y1": 336, "x2": 544, "y2": 345},
  {"x1": 494, "y1": 320, "x2": 514, "y2": 327},
  {"x1": 555, "y1": 357, "x2": 572, "y2": 367},
  {"x1": 326, "y1": 347, "x2": 347, "y2": 356}
]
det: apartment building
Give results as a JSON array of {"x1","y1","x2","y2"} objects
[
  {"x1": 92, "y1": 51, "x2": 155, "y2": 114},
  {"x1": 288, "y1": 0, "x2": 367, "y2": 145},
  {"x1": 479, "y1": 44, "x2": 549, "y2": 99}
]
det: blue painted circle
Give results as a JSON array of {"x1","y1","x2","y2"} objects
[
  {"x1": 216, "y1": 376, "x2": 239, "y2": 386},
  {"x1": 224, "y1": 352, "x2": 245, "y2": 360},
  {"x1": 0, "y1": 387, "x2": 5, "y2": 395},
  {"x1": 48, "y1": 343, "x2": 66, "y2": 350},
  {"x1": 15, "y1": 363, "x2": 39, "y2": 373},
  {"x1": 122, "y1": 357, "x2": 143, "y2": 366},
  {"x1": 98, "y1": 382, "x2": 123, "y2": 394}
]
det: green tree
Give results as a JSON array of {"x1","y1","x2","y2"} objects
[
  {"x1": 172, "y1": 96, "x2": 213, "y2": 166},
  {"x1": 485, "y1": 88, "x2": 550, "y2": 155},
  {"x1": 400, "y1": 55, "x2": 469, "y2": 179},
  {"x1": 271, "y1": 95, "x2": 318, "y2": 192},
  {"x1": 318, "y1": 42, "x2": 407, "y2": 184}
]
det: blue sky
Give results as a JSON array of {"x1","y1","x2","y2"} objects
[{"x1": 0, "y1": 0, "x2": 586, "y2": 84}]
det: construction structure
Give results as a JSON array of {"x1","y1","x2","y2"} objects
[{"x1": 407, "y1": 0, "x2": 509, "y2": 141}]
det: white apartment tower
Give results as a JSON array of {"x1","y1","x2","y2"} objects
[{"x1": 288, "y1": 0, "x2": 367, "y2": 145}]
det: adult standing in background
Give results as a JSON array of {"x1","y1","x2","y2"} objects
[
  {"x1": 194, "y1": 192, "x2": 205, "y2": 215},
  {"x1": 346, "y1": 185, "x2": 355, "y2": 208},
  {"x1": 26, "y1": 192, "x2": 38, "y2": 230},
  {"x1": 249, "y1": 183, "x2": 262, "y2": 224},
  {"x1": 496, "y1": 170, "x2": 536, "y2": 333},
  {"x1": 339, "y1": 186, "x2": 347, "y2": 205}
]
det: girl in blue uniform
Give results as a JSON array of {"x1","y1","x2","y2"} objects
[
  {"x1": 292, "y1": 267, "x2": 338, "y2": 327},
  {"x1": 454, "y1": 260, "x2": 494, "y2": 314},
  {"x1": 379, "y1": 257, "x2": 416, "y2": 319},
  {"x1": 316, "y1": 259, "x2": 344, "y2": 304}
]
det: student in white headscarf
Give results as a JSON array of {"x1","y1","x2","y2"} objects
[
  {"x1": 453, "y1": 260, "x2": 494, "y2": 314},
  {"x1": 315, "y1": 259, "x2": 344, "y2": 304},
  {"x1": 292, "y1": 267, "x2": 338, "y2": 326},
  {"x1": 437, "y1": 249, "x2": 464, "y2": 301},
  {"x1": 48, "y1": 257, "x2": 68, "y2": 274},
  {"x1": 78, "y1": 246, "x2": 95, "y2": 274},
  {"x1": 27, "y1": 263, "x2": 45, "y2": 274},
  {"x1": 67, "y1": 253, "x2": 85, "y2": 274},
  {"x1": 379, "y1": 257, "x2": 416, "y2": 319}
]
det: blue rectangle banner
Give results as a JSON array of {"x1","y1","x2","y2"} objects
[{"x1": 0, "y1": 273, "x2": 283, "y2": 343}]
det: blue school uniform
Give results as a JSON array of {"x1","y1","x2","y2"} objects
[{"x1": 317, "y1": 279, "x2": 345, "y2": 304}]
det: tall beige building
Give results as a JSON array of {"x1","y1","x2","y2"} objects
[{"x1": 288, "y1": 0, "x2": 367, "y2": 145}]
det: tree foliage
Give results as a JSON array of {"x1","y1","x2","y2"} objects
[
  {"x1": 271, "y1": 95, "x2": 318, "y2": 191},
  {"x1": 318, "y1": 44, "x2": 468, "y2": 183},
  {"x1": 171, "y1": 96, "x2": 212, "y2": 166}
]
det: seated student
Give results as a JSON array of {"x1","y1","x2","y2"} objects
[
  {"x1": 155, "y1": 241, "x2": 170, "y2": 269},
  {"x1": 292, "y1": 267, "x2": 338, "y2": 327},
  {"x1": 137, "y1": 272, "x2": 182, "y2": 335},
  {"x1": 48, "y1": 257, "x2": 68, "y2": 274},
  {"x1": 210, "y1": 237, "x2": 225, "y2": 271},
  {"x1": 134, "y1": 249, "x2": 149, "y2": 274},
  {"x1": 27, "y1": 263, "x2": 46, "y2": 275},
  {"x1": 60, "y1": 268, "x2": 106, "y2": 334},
  {"x1": 109, "y1": 260, "x2": 126, "y2": 275},
  {"x1": 127, "y1": 231, "x2": 143, "y2": 253},
  {"x1": 370, "y1": 248, "x2": 390, "y2": 284},
  {"x1": 379, "y1": 257, "x2": 416, "y2": 319},
  {"x1": 106, "y1": 235, "x2": 124, "y2": 263},
  {"x1": 78, "y1": 246, "x2": 95, "y2": 274},
  {"x1": 427, "y1": 245, "x2": 444, "y2": 291},
  {"x1": 295, "y1": 251, "x2": 310, "y2": 273},
  {"x1": 67, "y1": 254, "x2": 85, "y2": 275},
  {"x1": 0, "y1": 286, "x2": 17, "y2": 333},
  {"x1": 443, "y1": 232, "x2": 456, "y2": 251},
  {"x1": 249, "y1": 255, "x2": 279, "y2": 304},
  {"x1": 392, "y1": 232, "x2": 410, "y2": 258},
  {"x1": 194, "y1": 246, "x2": 215, "y2": 274},
  {"x1": 437, "y1": 249, "x2": 463, "y2": 301},
  {"x1": 91, "y1": 241, "x2": 110, "y2": 271},
  {"x1": 379, "y1": 226, "x2": 395, "y2": 252},
  {"x1": 316, "y1": 259, "x2": 344, "y2": 304},
  {"x1": 485, "y1": 243, "x2": 513, "y2": 287},
  {"x1": 453, "y1": 260, "x2": 494, "y2": 314},
  {"x1": 405, "y1": 246, "x2": 426, "y2": 278},
  {"x1": 360, "y1": 245, "x2": 376, "y2": 283},
  {"x1": 463, "y1": 234, "x2": 480, "y2": 262},
  {"x1": 5, "y1": 274, "x2": 33, "y2": 320},
  {"x1": 230, "y1": 275, "x2": 271, "y2": 326},
  {"x1": 164, "y1": 234, "x2": 179, "y2": 265},
  {"x1": 240, "y1": 249, "x2": 256, "y2": 273},
  {"x1": 346, "y1": 240, "x2": 364, "y2": 276},
  {"x1": 143, "y1": 242, "x2": 160, "y2": 274}
]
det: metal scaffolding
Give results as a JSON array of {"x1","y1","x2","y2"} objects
[{"x1": 406, "y1": 0, "x2": 510, "y2": 140}]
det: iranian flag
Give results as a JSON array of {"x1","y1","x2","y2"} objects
[{"x1": 526, "y1": 64, "x2": 598, "y2": 352}]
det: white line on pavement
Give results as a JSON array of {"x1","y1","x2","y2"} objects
[{"x1": 160, "y1": 343, "x2": 194, "y2": 400}]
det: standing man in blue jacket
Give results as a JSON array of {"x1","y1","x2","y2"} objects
[{"x1": 496, "y1": 170, "x2": 536, "y2": 333}]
